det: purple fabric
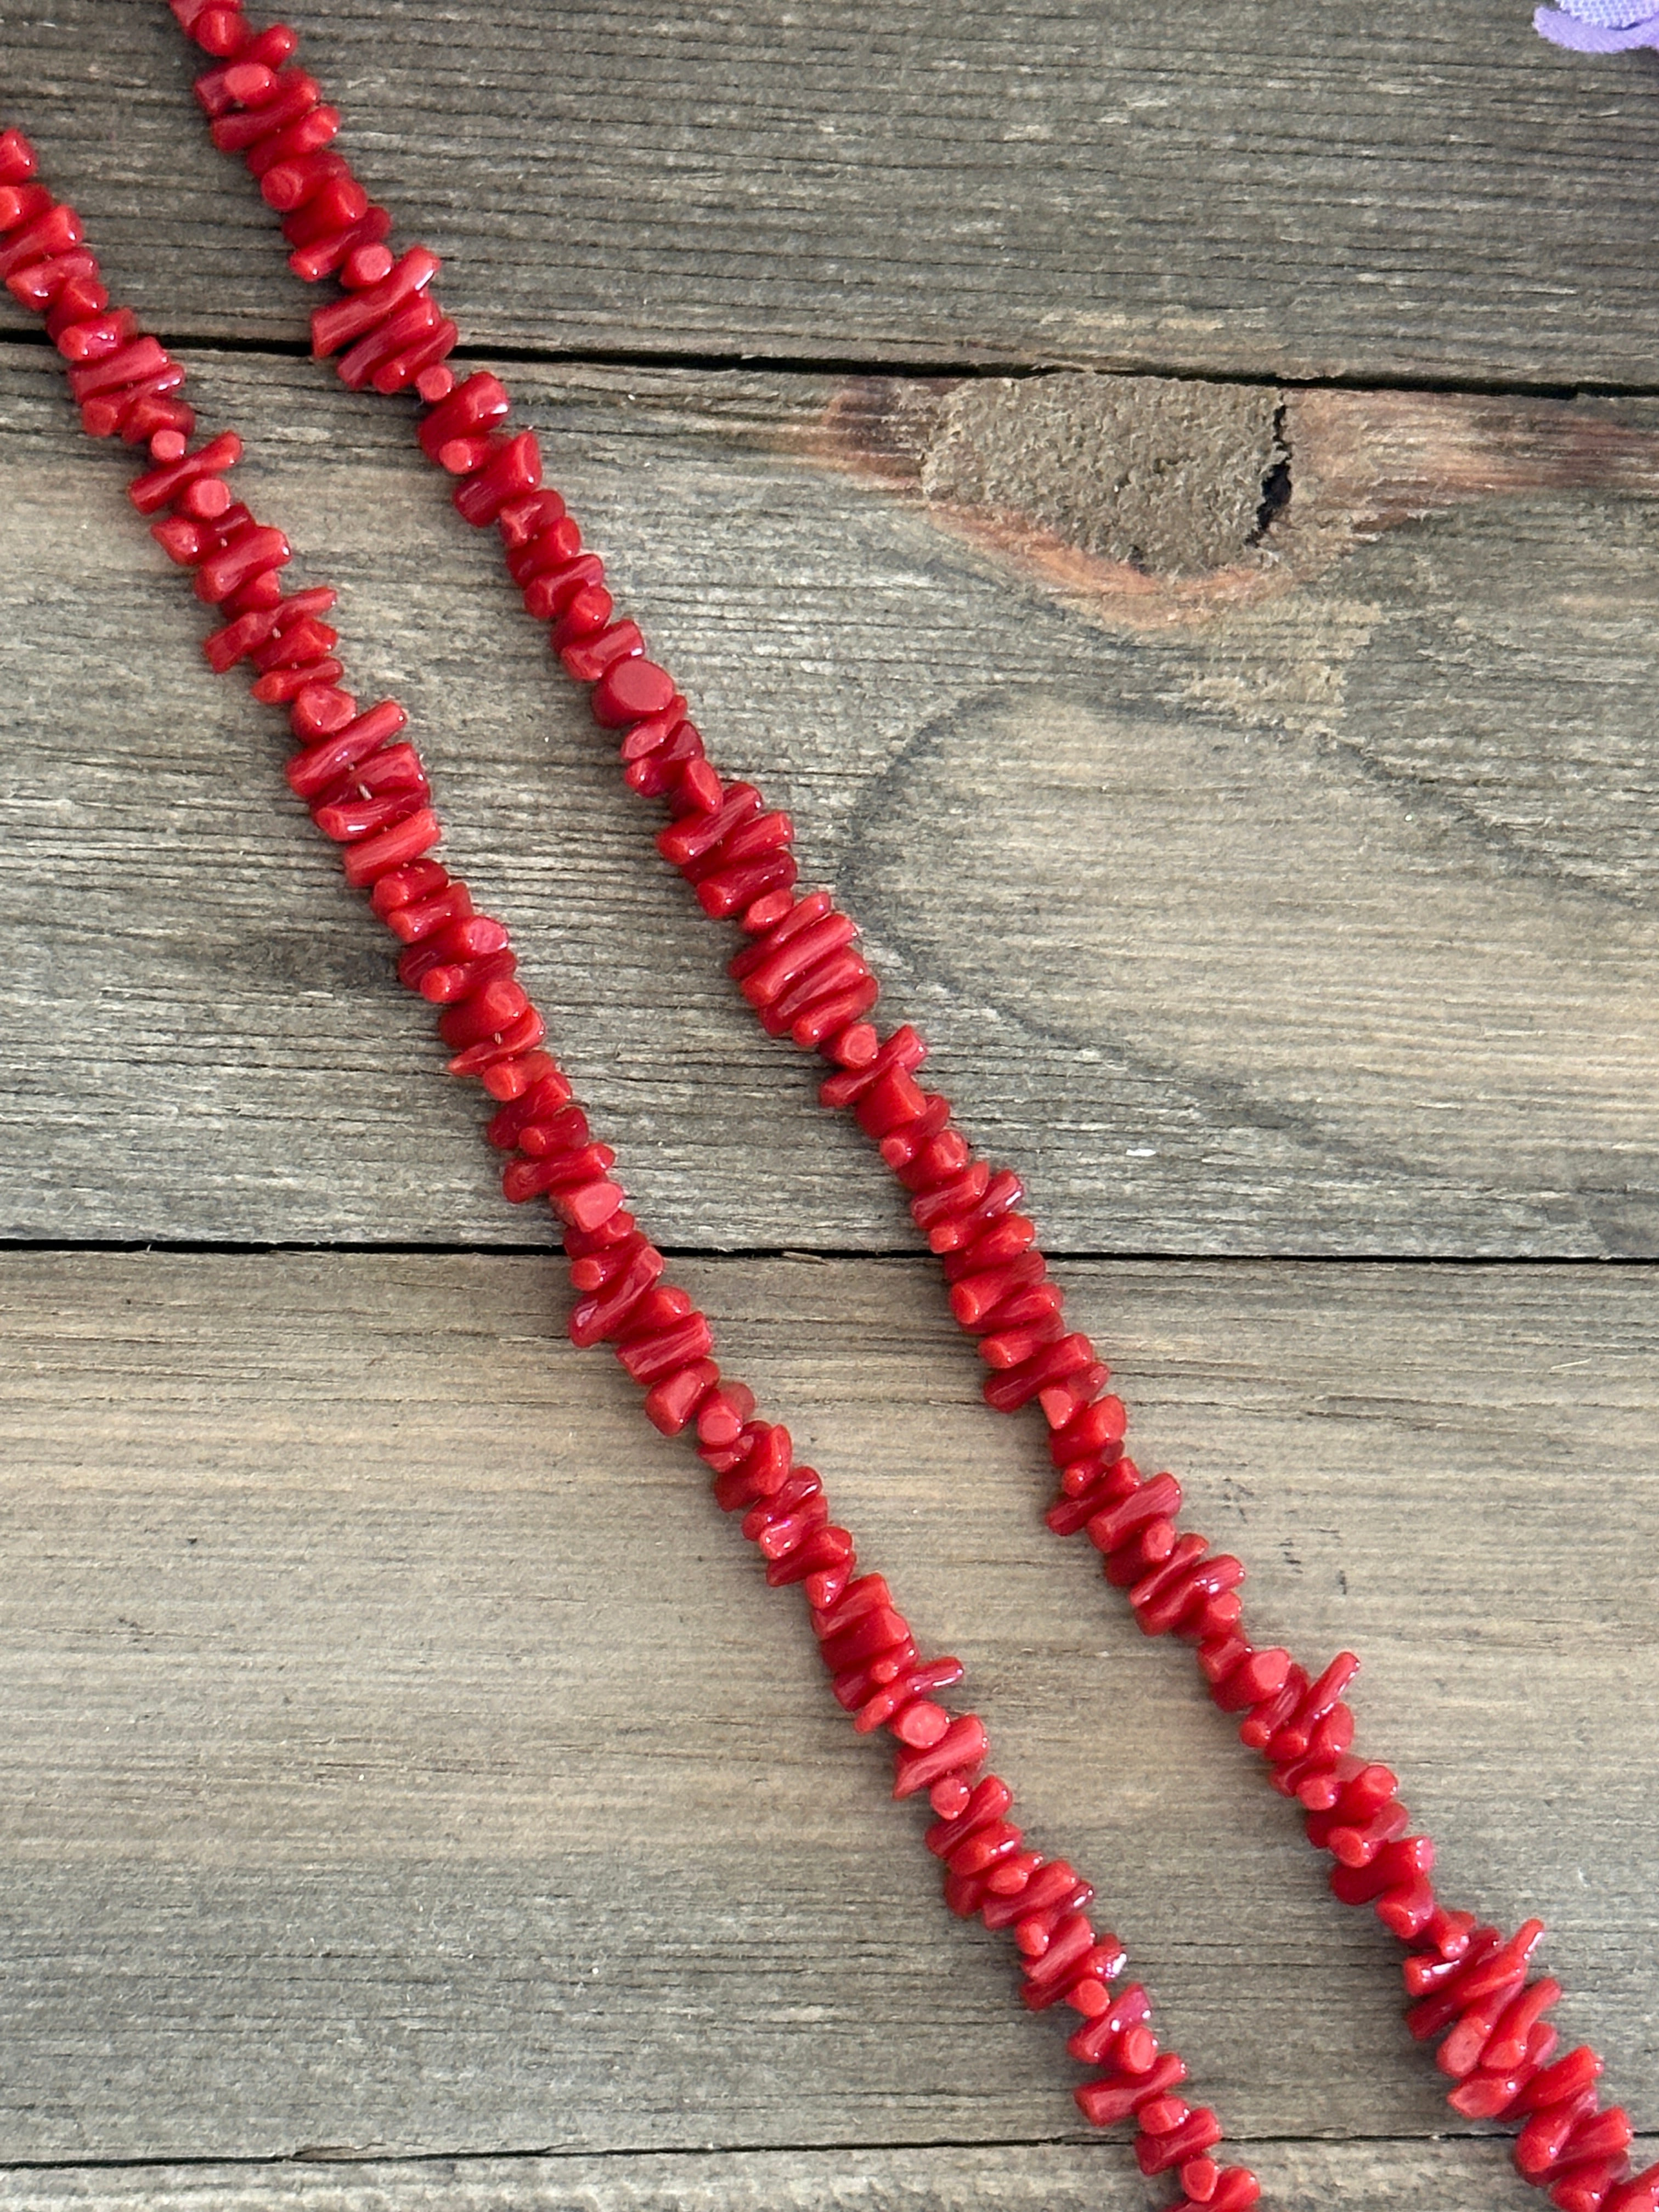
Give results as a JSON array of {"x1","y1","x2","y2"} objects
[{"x1": 1535, "y1": 0, "x2": 1659, "y2": 47}]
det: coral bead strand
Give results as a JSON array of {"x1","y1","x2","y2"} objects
[
  {"x1": 155, "y1": 18, "x2": 1659, "y2": 2204},
  {"x1": 1, "y1": 131, "x2": 1261, "y2": 2212},
  {"x1": 154, "y1": 15, "x2": 1656, "y2": 2200}
]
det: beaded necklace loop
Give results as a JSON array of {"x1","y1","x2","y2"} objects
[{"x1": 3, "y1": 7, "x2": 1654, "y2": 2204}]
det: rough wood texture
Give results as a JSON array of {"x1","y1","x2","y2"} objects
[
  {"x1": 5, "y1": 348, "x2": 1659, "y2": 1252},
  {"x1": 3, "y1": 1251, "x2": 1656, "y2": 2179},
  {"x1": 3, "y1": 2, "x2": 1659, "y2": 385},
  {"x1": 5, "y1": 2141, "x2": 1659, "y2": 2212}
]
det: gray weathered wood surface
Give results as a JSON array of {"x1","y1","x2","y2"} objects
[
  {"x1": 2, "y1": 1254, "x2": 1656, "y2": 2193},
  {"x1": 2, "y1": 3, "x2": 1657, "y2": 2204},
  {"x1": 4, "y1": 1, "x2": 1659, "y2": 386},
  {"x1": 7, "y1": 348, "x2": 1659, "y2": 1254}
]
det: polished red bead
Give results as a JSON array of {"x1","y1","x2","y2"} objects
[
  {"x1": 193, "y1": 523, "x2": 290, "y2": 603},
  {"x1": 270, "y1": 159, "x2": 363, "y2": 223},
  {"x1": 498, "y1": 488, "x2": 569, "y2": 553},
  {"x1": 417, "y1": 371, "x2": 510, "y2": 466},
  {"x1": 289, "y1": 202, "x2": 392, "y2": 284},
  {"x1": 342, "y1": 806, "x2": 442, "y2": 888},
  {"x1": 342, "y1": 238, "x2": 396, "y2": 289},
  {"x1": 891, "y1": 1715, "x2": 988, "y2": 1800},
  {"x1": 286, "y1": 698, "x2": 407, "y2": 797},
  {"x1": 208, "y1": 69, "x2": 320, "y2": 153},
  {"x1": 856, "y1": 1659, "x2": 965, "y2": 1735},
  {"x1": 0, "y1": 127, "x2": 37, "y2": 184},
  {"x1": 986, "y1": 1861, "x2": 1092, "y2": 1936},
  {"x1": 549, "y1": 592, "x2": 618, "y2": 652},
  {"x1": 336, "y1": 285, "x2": 438, "y2": 386},
  {"x1": 0, "y1": 202, "x2": 84, "y2": 280},
  {"x1": 312, "y1": 245, "x2": 440, "y2": 358},
  {"x1": 453, "y1": 430, "x2": 542, "y2": 526},
  {"x1": 289, "y1": 682, "x2": 358, "y2": 741},
  {"x1": 1075, "y1": 2052, "x2": 1188, "y2": 2128},
  {"x1": 644, "y1": 1358, "x2": 720, "y2": 1435},
  {"x1": 592, "y1": 654, "x2": 677, "y2": 730}
]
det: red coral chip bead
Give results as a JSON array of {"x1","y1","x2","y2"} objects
[
  {"x1": 207, "y1": 69, "x2": 320, "y2": 151},
  {"x1": 1137, "y1": 2111, "x2": 1224, "y2": 2177},
  {"x1": 288, "y1": 682, "x2": 358, "y2": 741},
  {"x1": 1551, "y1": 2160, "x2": 1630, "y2": 2212},
  {"x1": 1178, "y1": 2172, "x2": 1262, "y2": 2212},
  {"x1": 693, "y1": 1385, "x2": 752, "y2": 1450},
  {"x1": 813, "y1": 1578, "x2": 893, "y2": 1640},
  {"x1": 766, "y1": 1526, "x2": 854, "y2": 1587},
  {"x1": 560, "y1": 619, "x2": 644, "y2": 682},
  {"x1": 251, "y1": 656, "x2": 341, "y2": 703},
  {"x1": 1075, "y1": 2053, "x2": 1188, "y2": 2128},
  {"x1": 335, "y1": 286, "x2": 439, "y2": 385},
  {"x1": 192, "y1": 524, "x2": 290, "y2": 603},
  {"x1": 482, "y1": 1049, "x2": 563, "y2": 1106},
  {"x1": 311, "y1": 246, "x2": 441, "y2": 357},
  {"x1": 371, "y1": 860, "x2": 450, "y2": 919},
  {"x1": 442, "y1": 1009, "x2": 548, "y2": 1079},
  {"x1": 1607, "y1": 2170, "x2": 1659, "y2": 2212},
  {"x1": 644, "y1": 1358, "x2": 720, "y2": 1435},
  {"x1": 190, "y1": 8, "x2": 253, "y2": 55},
  {"x1": 856, "y1": 1662, "x2": 964, "y2": 1735},
  {"x1": 1519, "y1": 2098, "x2": 1612, "y2": 2181},
  {"x1": 592, "y1": 655, "x2": 677, "y2": 730},
  {"x1": 523, "y1": 555, "x2": 606, "y2": 625},
  {"x1": 272, "y1": 162, "x2": 363, "y2": 226},
  {"x1": 1068, "y1": 1982, "x2": 1153, "y2": 2065},
  {"x1": 984, "y1": 1849, "x2": 1043, "y2": 1900},
  {"x1": 499, "y1": 487, "x2": 569, "y2": 552},
  {"x1": 132, "y1": 425, "x2": 246, "y2": 511},
  {"x1": 819, "y1": 1605, "x2": 911, "y2": 1677},
  {"x1": 342, "y1": 239, "x2": 396, "y2": 289},
  {"x1": 0, "y1": 202, "x2": 84, "y2": 280},
  {"x1": 453, "y1": 430, "x2": 543, "y2": 527},
  {"x1": 891, "y1": 1716, "x2": 988, "y2": 1799},
  {"x1": 989, "y1": 1863, "x2": 1092, "y2": 1937},
  {"x1": 0, "y1": 127, "x2": 37, "y2": 182},
  {"x1": 286, "y1": 699, "x2": 408, "y2": 797},
  {"x1": 289, "y1": 204, "x2": 393, "y2": 285},
  {"x1": 928, "y1": 1774, "x2": 973, "y2": 1820},
  {"x1": 342, "y1": 806, "x2": 442, "y2": 888},
  {"x1": 417, "y1": 370, "x2": 511, "y2": 458},
  {"x1": 1516, "y1": 2049, "x2": 1607, "y2": 2116},
  {"x1": 670, "y1": 757, "x2": 725, "y2": 815}
]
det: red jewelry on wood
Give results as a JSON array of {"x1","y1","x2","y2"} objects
[
  {"x1": 7, "y1": 15, "x2": 1656, "y2": 2199},
  {"x1": 2, "y1": 123, "x2": 1263, "y2": 2212}
]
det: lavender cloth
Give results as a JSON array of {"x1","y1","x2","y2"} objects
[{"x1": 1535, "y1": 0, "x2": 1659, "y2": 48}]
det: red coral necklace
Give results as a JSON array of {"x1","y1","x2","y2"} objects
[{"x1": 2, "y1": 7, "x2": 1652, "y2": 2205}]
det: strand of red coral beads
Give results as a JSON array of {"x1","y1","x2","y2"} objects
[
  {"x1": 141, "y1": 6, "x2": 1659, "y2": 2206},
  {"x1": 0, "y1": 125, "x2": 1268, "y2": 2212}
]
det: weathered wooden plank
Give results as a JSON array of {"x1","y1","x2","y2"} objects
[
  {"x1": 5, "y1": 2140, "x2": 1659, "y2": 2212},
  {"x1": 5, "y1": 348, "x2": 1659, "y2": 1253},
  {"x1": 2, "y1": 1251, "x2": 1655, "y2": 2166},
  {"x1": 2, "y1": 1, "x2": 1658, "y2": 387}
]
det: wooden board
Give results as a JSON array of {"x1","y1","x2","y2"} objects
[
  {"x1": 4, "y1": 1, "x2": 1659, "y2": 386},
  {"x1": 5, "y1": 346, "x2": 1659, "y2": 1254},
  {"x1": 4, "y1": 9, "x2": 1658, "y2": 2198},
  {"x1": 7, "y1": 2141, "x2": 1659, "y2": 2212},
  {"x1": 2, "y1": 1250, "x2": 1656, "y2": 2191}
]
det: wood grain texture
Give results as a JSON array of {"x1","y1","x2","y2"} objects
[
  {"x1": 2, "y1": 1250, "x2": 1656, "y2": 2178},
  {"x1": 3, "y1": 1, "x2": 1659, "y2": 385},
  {"x1": 5, "y1": 2141, "x2": 1659, "y2": 2212},
  {"x1": 5, "y1": 348, "x2": 1659, "y2": 1252}
]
